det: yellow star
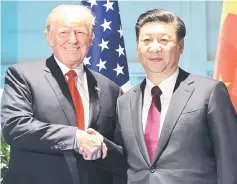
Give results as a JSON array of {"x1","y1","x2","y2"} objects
[{"x1": 218, "y1": 74, "x2": 231, "y2": 87}]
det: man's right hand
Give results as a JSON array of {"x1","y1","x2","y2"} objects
[{"x1": 76, "y1": 129, "x2": 104, "y2": 160}]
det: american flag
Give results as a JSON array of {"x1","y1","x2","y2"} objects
[{"x1": 82, "y1": 0, "x2": 130, "y2": 92}]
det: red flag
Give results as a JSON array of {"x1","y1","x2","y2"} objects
[{"x1": 214, "y1": 0, "x2": 237, "y2": 112}]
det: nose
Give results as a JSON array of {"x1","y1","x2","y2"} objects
[
  {"x1": 68, "y1": 31, "x2": 78, "y2": 44},
  {"x1": 149, "y1": 40, "x2": 161, "y2": 53}
]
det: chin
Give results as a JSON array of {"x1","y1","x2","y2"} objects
[
  {"x1": 71, "y1": 61, "x2": 83, "y2": 66},
  {"x1": 67, "y1": 58, "x2": 82, "y2": 64},
  {"x1": 148, "y1": 67, "x2": 166, "y2": 73}
]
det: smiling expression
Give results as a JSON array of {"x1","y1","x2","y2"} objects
[{"x1": 46, "y1": 21, "x2": 93, "y2": 69}]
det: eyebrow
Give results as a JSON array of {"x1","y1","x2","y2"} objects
[
  {"x1": 140, "y1": 33, "x2": 170, "y2": 39},
  {"x1": 58, "y1": 27, "x2": 87, "y2": 31},
  {"x1": 58, "y1": 27, "x2": 70, "y2": 30}
]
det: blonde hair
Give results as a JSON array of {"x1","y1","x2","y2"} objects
[{"x1": 45, "y1": 5, "x2": 94, "y2": 36}]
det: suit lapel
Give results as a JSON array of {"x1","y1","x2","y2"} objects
[
  {"x1": 44, "y1": 56, "x2": 79, "y2": 184},
  {"x1": 151, "y1": 69, "x2": 194, "y2": 166},
  {"x1": 84, "y1": 67, "x2": 101, "y2": 129},
  {"x1": 44, "y1": 55, "x2": 77, "y2": 127},
  {"x1": 131, "y1": 80, "x2": 151, "y2": 167}
]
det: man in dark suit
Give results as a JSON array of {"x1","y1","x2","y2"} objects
[
  {"x1": 84, "y1": 9, "x2": 237, "y2": 184},
  {"x1": 1, "y1": 4, "x2": 122, "y2": 184}
]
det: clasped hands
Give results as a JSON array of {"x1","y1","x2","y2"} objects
[{"x1": 76, "y1": 128, "x2": 107, "y2": 160}]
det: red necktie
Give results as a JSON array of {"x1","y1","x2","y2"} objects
[
  {"x1": 66, "y1": 70, "x2": 85, "y2": 130},
  {"x1": 144, "y1": 86, "x2": 162, "y2": 162}
]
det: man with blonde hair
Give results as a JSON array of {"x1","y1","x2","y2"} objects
[{"x1": 1, "y1": 4, "x2": 124, "y2": 184}]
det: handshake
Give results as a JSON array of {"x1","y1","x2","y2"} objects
[{"x1": 76, "y1": 128, "x2": 107, "y2": 160}]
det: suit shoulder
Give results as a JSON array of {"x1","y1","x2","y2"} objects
[
  {"x1": 8, "y1": 60, "x2": 46, "y2": 73},
  {"x1": 89, "y1": 70, "x2": 120, "y2": 91},
  {"x1": 118, "y1": 83, "x2": 140, "y2": 103},
  {"x1": 189, "y1": 73, "x2": 220, "y2": 88},
  {"x1": 187, "y1": 73, "x2": 229, "y2": 98},
  {"x1": 3, "y1": 61, "x2": 47, "y2": 90}
]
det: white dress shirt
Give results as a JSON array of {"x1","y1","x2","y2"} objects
[
  {"x1": 142, "y1": 69, "x2": 179, "y2": 137},
  {"x1": 54, "y1": 56, "x2": 90, "y2": 129}
]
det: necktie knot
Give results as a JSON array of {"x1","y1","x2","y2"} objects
[
  {"x1": 66, "y1": 70, "x2": 77, "y2": 79},
  {"x1": 151, "y1": 86, "x2": 162, "y2": 97},
  {"x1": 151, "y1": 86, "x2": 162, "y2": 112}
]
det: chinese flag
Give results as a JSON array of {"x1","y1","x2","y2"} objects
[{"x1": 214, "y1": 0, "x2": 237, "y2": 112}]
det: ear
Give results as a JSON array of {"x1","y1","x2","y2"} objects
[
  {"x1": 45, "y1": 31, "x2": 54, "y2": 47},
  {"x1": 179, "y1": 39, "x2": 184, "y2": 54}
]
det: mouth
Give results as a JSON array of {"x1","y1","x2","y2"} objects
[
  {"x1": 64, "y1": 47, "x2": 80, "y2": 51},
  {"x1": 149, "y1": 57, "x2": 162, "y2": 62}
]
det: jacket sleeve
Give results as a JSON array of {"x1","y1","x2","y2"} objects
[
  {"x1": 94, "y1": 93, "x2": 127, "y2": 178},
  {"x1": 207, "y1": 81, "x2": 237, "y2": 184},
  {"x1": 1, "y1": 66, "x2": 77, "y2": 154}
]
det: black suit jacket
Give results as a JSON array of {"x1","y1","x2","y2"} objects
[{"x1": 1, "y1": 55, "x2": 121, "y2": 184}]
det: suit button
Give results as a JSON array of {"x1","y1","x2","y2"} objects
[
  {"x1": 61, "y1": 143, "x2": 66, "y2": 150},
  {"x1": 150, "y1": 168, "x2": 156, "y2": 173},
  {"x1": 59, "y1": 142, "x2": 66, "y2": 150},
  {"x1": 50, "y1": 145, "x2": 55, "y2": 150}
]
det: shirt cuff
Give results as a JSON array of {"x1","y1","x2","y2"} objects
[{"x1": 73, "y1": 135, "x2": 79, "y2": 152}]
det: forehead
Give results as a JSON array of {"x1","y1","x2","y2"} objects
[
  {"x1": 139, "y1": 22, "x2": 176, "y2": 37},
  {"x1": 55, "y1": 21, "x2": 89, "y2": 30},
  {"x1": 52, "y1": 7, "x2": 91, "y2": 23},
  {"x1": 51, "y1": 8, "x2": 92, "y2": 30}
]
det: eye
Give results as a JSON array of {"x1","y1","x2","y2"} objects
[
  {"x1": 76, "y1": 31, "x2": 87, "y2": 35},
  {"x1": 59, "y1": 31, "x2": 69, "y2": 36},
  {"x1": 159, "y1": 38, "x2": 169, "y2": 45},
  {"x1": 144, "y1": 38, "x2": 150, "y2": 41},
  {"x1": 161, "y1": 38, "x2": 168, "y2": 42}
]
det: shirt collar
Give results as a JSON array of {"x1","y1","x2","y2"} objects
[
  {"x1": 54, "y1": 55, "x2": 84, "y2": 80},
  {"x1": 146, "y1": 68, "x2": 179, "y2": 99}
]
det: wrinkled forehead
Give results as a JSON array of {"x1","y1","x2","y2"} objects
[{"x1": 55, "y1": 20, "x2": 90, "y2": 30}]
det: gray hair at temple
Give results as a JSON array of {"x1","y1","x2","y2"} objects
[
  {"x1": 45, "y1": 4, "x2": 95, "y2": 36},
  {"x1": 135, "y1": 9, "x2": 186, "y2": 41}
]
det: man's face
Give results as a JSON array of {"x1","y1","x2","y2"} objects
[
  {"x1": 137, "y1": 22, "x2": 184, "y2": 77},
  {"x1": 46, "y1": 20, "x2": 92, "y2": 69}
]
